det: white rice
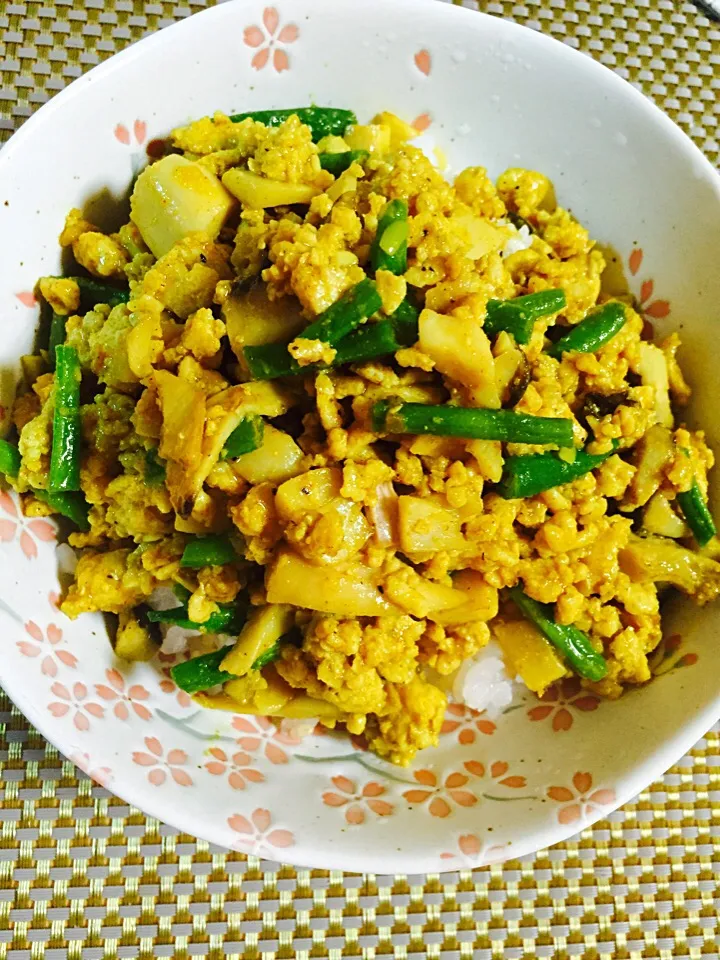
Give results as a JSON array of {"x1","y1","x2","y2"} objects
[
  {"x1": 147, "y1": 585, "x2": 181, "y2": 612},
  {"x1": 452, "y1": 640, "x2": 517, "y2": 717},
  {"x1": 501, "y1": 223, "x2": 533, "y2": 258},
  {"x1": 161, "y1": 624, "x2": 201, "y2": 656},
  {"x1": 279, "y1": 716, "x2": 318, "y2": 739},
  {"x1": 55, "y1": 542, "x2": 78, "y2": 576}
]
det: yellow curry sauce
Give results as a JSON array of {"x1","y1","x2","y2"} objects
[{"x1": 8, "y1": 109, "x2": 719, "y2": 765}]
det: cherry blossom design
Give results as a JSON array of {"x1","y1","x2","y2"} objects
[
  {"x1": 205, "y1": 747, "x2": 265, "y2": 790},
  {"x1": 132, "y1": 736, "x2": 192, "y2": 787},
  {"x1": 95, "y1": 668, "x2": 152, "y2": 721},
  {"x1": 48, "y1": 591, "x2": 61, "y2": 613},
  {"x1": 414, "y1": 49, "x2": 431, "y2": 76},
  {"x1": 158, "y1": 654, "x2": 193, "y2": 709},
  {"x1": 402, "y1": 769, "x2": 477, "y2": 818},
  {"x1": 228, "y1": 808, "x2": 294, "y2": 853},
  {"x1": 547, "y1": 771, "x2": 616, "y2": 825},
  {"x1": 0, "y1": 490, "x2": 56, "y2": 560},
  {"x1": 440, "y1": 834, "x2": 507, "y2": 867},
  {"x1": 527, "y1": 677, "x2": 600, "y2": 732},
  {"x1": 114, "y1": 118, "x2": 147, "y2": 147},
  {"x1": 69, "y1": 750, "x2": 113, "y2": 789},
  {"x1": 243, "y1": 7, "x2": 299, "y2": 73},
  {"x1": 322, "y1": 776, "x2": 393, "y2": 825},
  {"x1": 412, "y1": 113, "x2": 432, "y2": 133},
  {"x1": 628, "y1": 247, "x2": 670, "y2": 320},
  {"x1": 15, "y1": 291, "x2": 37, "y2": 307},
  {"x1": 462, "y1": 759, "x2": 527, "y2": 790},
  {"x1": 114, "y1": 119, "x2": 148, "y2": 178},
  {"x1": 441, "y1": 703, "x2": 496, "y2": 745},
  {"x1": 47, "y1": 682, "x2": 104, "y2": 732},
  {"x1": 232, "y1": 714, "x2": 303, "y2": 764},
  {"x1": 17, "y1": 620, "x2": 77, "y2": 677}
]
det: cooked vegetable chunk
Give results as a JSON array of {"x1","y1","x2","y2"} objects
[{"x1": 131, "y1": 154, "x2": 235, "y2": 257}]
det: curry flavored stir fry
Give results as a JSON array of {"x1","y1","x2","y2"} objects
[{"x1": 3, "y1": 106, "x2": 719, "y2": 765}]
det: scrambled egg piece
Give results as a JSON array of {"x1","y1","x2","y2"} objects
[{"x1": 61, "y1": 548, "x2": 155, "y2": 618}]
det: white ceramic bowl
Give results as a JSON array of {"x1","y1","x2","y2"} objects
[{"x1": 1, "y1": 0, "x2": 719, "y2": 874}]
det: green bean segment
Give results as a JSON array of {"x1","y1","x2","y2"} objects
[
  {"x1": 484, "y1": 289, "x2": 566, "y2": 345},
  {"x1": 372, "y1": 401, "x2": 574, "y2": 446},
  {"x1": 229, "y1": 106, "x2": 357, "y2": 142},
  {"x1": 49, "y1": 345, "x2": 82, "y2": 494},
  {"x1": 319, "y1": 150, "x2": 368, "y2": 175},
  {"x1": 180, "y1": 534, "x2": 238, "y2": 569},
  {"x1": 0, "y1": 438, "x2": 21, "y2": 478},
  {"x1": 370, "y1": 199, "x2": 408, "y2": 275},
  {"x1": 222, "y1": 416, "x2": 265, "y2": 460},
  {"x1": 677, "y1": 480, "x2": 716, "y2": 547},
  {"x1": 508, "y1": 586, "x2": 609, "y2": 681},
  {"x1": 171, "y1": 638, "x2": 285, "y2": 694},
  {"x1": 499, "y1": 444, "x2": 617, "y2": 499},
  {"x1": 547, "y1": 301, "x2": 626, "y2": 357}
]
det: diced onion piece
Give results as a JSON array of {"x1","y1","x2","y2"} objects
[
  {"x1": 398, "y1": 495, "x2": 464, "y2": 559},
  {"x1": 453, "y1": 212, "x2": 508, "y2": 260},
  {"x1": 222, "y1": 168, "x2": 320, "y2": 209},
  {"x1": 220, "y1": 604, "x2": 294, "y2": 677},
  {"x1": 419, "y1": 308, "x2": 500, "y2": 407},
  {"x1": 643, "y1": 492, "x2": 689, "y2": 539},
  {"x1": 433, "y1": 571, "x2": 499, "y2": 627},
  {"x1": 266, "y1": 549, "x2": 391, "y2": 617},
  {"x1": 636, "y1": 342, "x2": 673, "y2": 428},
  {"x1": 275, "y1": 467, "x2": 343, "y2": 523},
  {"x1": 223, "y1": 284, "x2": 305, "y2": 361},
  {"x1": 233, "y1": 425, "x2": 304, "y2": 484},
  {"x1": 367, "y1": 481, "x2": 399, "y2": 546}
]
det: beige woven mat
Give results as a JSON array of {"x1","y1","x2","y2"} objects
[{"x1": 1, "y1": 1, "x2": 719, "y2": 957}]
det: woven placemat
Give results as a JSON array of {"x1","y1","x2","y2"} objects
[{"x1": 1, "y1": 1, "x2": 719, "y2": 957}]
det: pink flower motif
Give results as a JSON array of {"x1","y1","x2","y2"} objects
[
  {"x1": 95, "y1": 668, "x2": 152, "y2": 721},
  {"x1": 158, "y1": 654, "x2": 193, "y2": 709},
  {"x1": 628, "y1": 247, "x2": 670, "y2": 325},
  {"x1": 322, "y1": 776, "x2": 393, "y2": 825},
  {"x1": 232, "y1": 714, "x2": 302, "y2": 764},
  {"x1": 17, "y1": 620, "x2": 77, "y2": 677},
  {"x1": 227, "y1": 807, "x2": 294, "y2": 853},
  {"x1": 0, "y1": 490, "x2": 56, "y2": 560},
  {"x1": 48, "y1": 591, "x2": 61, "y2": 612},
  {"x1": 114, "y1": 119, "x2": 147, "y2": 146},
  {"x1": 462, "y1": 759, "x2": 527, "y2": 789},
  {"x1": 205, "y1": 747, "x2": 265, "y2": 790},
  {"x1": 411, "y1": 113, "x2": 432, "y2": 133},
  {"x1": 69, "y1": 751, "x2": 113, "y2": 789},
  {"x1": 527, "y1": 677, "x2": 600, "y2": 732},
  {"x1": 440, "y1": 833, "x2": 507, "y2": 867},
  {"x1": 547, "y1": 771, "x2": 616, "y2": 826},
  {"x1": 47, "y1": 682, "x2": 104, "y2": 732},
  {"x1": 402, "y1": 768, "x2": 477, "y2": 818},
  {"x1": 15, "y1": 291, "x2": 37, "y2": 307},
  {"x1": 414, "y1": 49, "x2": 431, "y2": 76},
  {"x1": 243, "y1": 7, "x2": 299, "y2": 73},
  {"x1": 441, "y1": 702, "x2": 496, "y2": 745},
  {"x1": 132, "y1": 736, "x2": 192, "y2": 787}
]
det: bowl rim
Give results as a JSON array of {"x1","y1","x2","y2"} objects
[{"x1": 1, "y1": 0, "x2": 719, "y2": 872}]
